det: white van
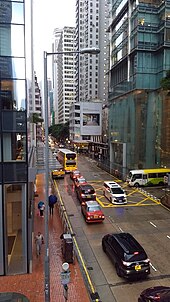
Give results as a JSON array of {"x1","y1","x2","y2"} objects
[{"x1": 103, "y1": 181, "x2": 127, "y2": 204}]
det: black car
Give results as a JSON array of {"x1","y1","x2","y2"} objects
[
  {"x1": 138, "y1": 286, "x2": 170, "y2": 302},
  {"x1": 102, "y1": 233, "x2": 150, "y2": 279},
  {"x1": 76, "y1": 184, "x2": 96, "y2": 203}
]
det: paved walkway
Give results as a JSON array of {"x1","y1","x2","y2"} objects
[{"x1": 0, "y1": 173, "x2": 90, "y2": 302}]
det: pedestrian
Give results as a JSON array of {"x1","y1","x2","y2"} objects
[
  {"x1": 48, "y1": 194, "x2": 57, "y2": 215},
  {"x1": 35, "y1": 232, "x2": 44, "y2": 257},
  {"x1": 38, "y1": 201, "x2": 45, "y2": 217}
]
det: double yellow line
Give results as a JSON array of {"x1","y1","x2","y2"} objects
[{"x1": 54, "y1": 180, "x2": 100, "y2": 302}]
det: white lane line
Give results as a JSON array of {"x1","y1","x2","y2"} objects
[
  {"x1": 150, "y1": 262, "x2": 157, "y2": 272},
  {"x1": 117, "y1": 226, "x2": 124, "y2": 232},
  {"x1": 149, "y1": 221, "x2": 157, "y2": 228},
  {"x1": 167, "y1": 235, "x2": 170, "y2": 239}
]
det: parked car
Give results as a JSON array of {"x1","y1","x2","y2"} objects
[
  {"x1": 102, "y1": 232, "x2": 150, "y2": 279},
  {"x1": 76, "y1": 183, "x2": 96, "y2": 203},
  {"x1": 74, "y1": 176, "x2": 87, "y2": 188},
  {"x1": 138, "y1": 286, "x2": 170, "y2": 302},
  {"x1": 81, "y1": 200, "x2": 105, "y2": 223},
  {"x1": 103, "y1": 181, "x2": 127, "y2": 204},
  {"x1": 70, "y1": 170, "x2": 81, "y2": 180}
]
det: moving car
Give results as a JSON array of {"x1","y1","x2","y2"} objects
[
  {"x1": 74, "y1": 176, "x2": 87, "y2": 188},
  {"x1": 103, "y1": 181, "x2": 127, "y2": 204},
  {"x1": 76, "y1": 183, "x2": 96, "y2": 203},
  {"x1": 102, "y1": 232, "x2": 150, "y2": 279},
  {"x1": 70, "y1": 170, "x2": 81, "y2": 180},
  {"x1": 81, "y1": 200, "x2": 105, "y2": 223},
  {"x1": 138, "y1": 286, "x2": 170, "y2": 302},
  {"x1": 51, "y1": 168, "x2": 65, "y2": 179}
]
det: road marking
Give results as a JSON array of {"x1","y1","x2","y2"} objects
[
  {"x1": 167, "y1": 235, "x2": 170, "y2": 239},
  {"x1": 136, "y1": 197, "x2": 149, "y2": 205},
  {"x1": 117, "y1": 226, "x2": 124, "y2": 232},
  {"x1": 54, "y1": 180, "x2": 98, "y2": 300},
  {"x1": 149, "y1": 221, "x2": 157, "y2": 228},
  {"x1": 126, "y1": 189, "x2": 138, "y2": 196},
  {"x1": 150, "y1": 262, "x2": 157, "y2": 272}
]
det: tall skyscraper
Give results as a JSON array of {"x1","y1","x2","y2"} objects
[
  {"x1": 0, "y1": 0, "x2": 37, "y2": 276},
  {"x1": 53, "y1": 26, "x2": 76, "y2": 124},
  {"x1": 108, "y1": 0, "x2": 170, "y2": 177},
  {"x1": 75, "y1": 0, "x2": 110, "y2": 103}
]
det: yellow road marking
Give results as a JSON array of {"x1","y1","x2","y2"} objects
[
  {"x1": 54, "y1": 180, "x2": 98, "y2": 299},
  {"x1": 136, "y1": 197, "x2": 149, "y2": 205},
  {"x1": 127, "y1": 189, "x2": 138, "y2": 196}
]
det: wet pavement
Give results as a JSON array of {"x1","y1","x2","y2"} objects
[{"x1": 0, "y1": 173, "x2": 90, "y2": 302}]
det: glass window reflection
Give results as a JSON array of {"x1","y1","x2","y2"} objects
[
  {"x1": 0, "y1": 2, "x2": 24, "y2": 24},
  {"x1": 0, "y1": 25, "x2": 24, "y2": 57},
  {"x1": 3, "y1": 163, "x2": 27, "y2": 182},
  {"x1": 2, "y1": 111, "x2": 26, "y2": 131},
  {"x1": 0, "y1": 79, "x2": 26, "y2": 110},
  {"x1": 11, "y1": 2, "x2": 24, "y2": 24},
  {"x1": 0, "y1": 57, "x2": 25, "y2": 79},
  {"x1": 3, "y1": 132, "x2": 26, "y2": 162}
]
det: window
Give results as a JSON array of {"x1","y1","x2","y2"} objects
[
  {"x1": 132, "y1": 174, "x2": 142, "y2": 180},
  {"x1": 148, "y1": 173, "x2": 157, "y2": 178}
]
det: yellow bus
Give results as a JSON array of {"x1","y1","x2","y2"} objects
[
  {"x1": 126, "y1": 168, "x2": 170, "y2": 187},
  {"x1": 57, "y1": 149, "x2": 77, "y2": 172}
]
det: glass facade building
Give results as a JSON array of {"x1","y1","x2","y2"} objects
[
  {"x1": 108, "y1": 0, "x2": 170, "y2": 178},
  {"x1": 0, "y1": 0, "x2": 32, "y2": 275}
]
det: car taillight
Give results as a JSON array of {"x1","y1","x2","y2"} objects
[{"x1": 152, "y1": 297, "x2": 160, "y2": 300}]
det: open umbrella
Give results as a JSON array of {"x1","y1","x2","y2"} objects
[
  {"x1": 48, "y1": 195, "x2": 57, "y2": 205},
  {"x1": 38, "y1": 201, "x2": 45, "y2": 209}
]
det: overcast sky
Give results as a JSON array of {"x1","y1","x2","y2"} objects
[{"x1": 33, "y1": 0, "x2": 76, "y2": 79}]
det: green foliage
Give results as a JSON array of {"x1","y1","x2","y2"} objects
[
  {"x1": 29, "y1": 113, "x2": 44, "y2": 124},
  {"x1": 49, "y1": 121, "x2": 69, "y2": 142},
  {"x1": 160, "y1": 70, "x2": 170, "y2": 90}
]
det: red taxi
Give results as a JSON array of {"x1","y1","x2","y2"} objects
[
  {"x1": 70, "y1": 170, "x2": 81, "y2": 180},
  {"x1": 81, "y1": 200, "x2": 105, "y2": 223},
  {"x1": 74, "y1": 176, "x2": 87, "y2": 188}
]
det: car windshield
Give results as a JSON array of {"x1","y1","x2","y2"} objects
[
  {"x1": 74, "y1": 171, "x2": 80, "y2": 175},
  {"x1": 88, "y1": 206, "x2": 101, "y2": 212},
  {"x1": 82, "y1": 189, "x2": 95, "y2": 194},
  {"x1": 78, "y1": 178, "x2": 86, "y2": 183},
  {"x1": 111, "y1": 187, "x2": 124, "y2": 194},
  {"x1": 124, "y1": 251, "x2": 147, "y2": 262}
]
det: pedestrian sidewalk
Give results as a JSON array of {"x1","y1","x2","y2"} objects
[{"x1": 0, "y1": 173, "x2": 90, "y2": 302}]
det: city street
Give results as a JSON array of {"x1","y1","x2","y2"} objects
[{"x1": 54, "y1": 153, "x2": 170, "y2": 302}]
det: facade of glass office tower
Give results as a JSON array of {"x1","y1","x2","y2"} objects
[
  {"x1": 0, "y1": 0, "x2": 32, "y2": 275},
  {"x1": 108, "y1": 0, "x2": 170, "y2": 178}
]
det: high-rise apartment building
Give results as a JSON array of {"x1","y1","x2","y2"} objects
[
  {"x1": 75, "y1": 0, "x2": 110, "y2": 103},
  {"x1": 53, "y1": 27, "x2": 76, "y2": 124},
  {"x1": 108, "y1": 0, "x2": 170, "y2": 178},
  {"x1": 52, "y1": 28, "x2": 62, "y2": 124},
  {"x1": 0, "y1": 0, "x2": 35, "y2": 275}
]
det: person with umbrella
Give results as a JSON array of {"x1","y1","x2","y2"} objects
[
  {"x1": 48, "y1": 194, "x2": 58, "y2": 215},
  {"x1": 38, "y1": 201, "x2": 45, "y2": 217}
]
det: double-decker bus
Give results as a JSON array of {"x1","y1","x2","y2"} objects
[
  {"x1": 57, "y1": 149, "x2": 77, "y2": 172},
  {"x1": 126, "y1": 168, "x2": 170, "y2": 187}
]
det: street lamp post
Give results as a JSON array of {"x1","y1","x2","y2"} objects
[{"x1": 43, "y1": 47, "x2": 100, "y2": 302}]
